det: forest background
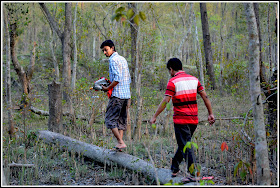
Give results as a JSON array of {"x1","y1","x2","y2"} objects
[{"x1": 1, "y1": 1, "x2": 278, "y2": 186}]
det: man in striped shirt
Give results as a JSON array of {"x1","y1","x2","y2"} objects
[
  {"x1": 150, "y1": 58, "x2": 215, "y2": 178},
  {"x1": 100, "y1": 40, "x2": 131, "y2": 150}
]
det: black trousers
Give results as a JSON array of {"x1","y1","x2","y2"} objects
[{"x1": 171, "y1": 124, "x2": 197, "y2": 173}]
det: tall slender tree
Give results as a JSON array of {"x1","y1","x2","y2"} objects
[
  {"x1": 128, "y1": 3, "x2": 138, "y2": 89},
  {"x1": 3, "y1": 7, "x2": 15, "y2": 138},
  {"x1": 191, "y1": 3, "x2": 204, "y2": 87},
  {"x1": 39, "y1": 3, "x2": 74, "y2": 121},
  {"x1": 253, "y1": 3, "x2": 277, "y2": 136},
  {"x1": 71, "y1": 3, "x2": 78, "y2": 91},
  {"x1": 244, "y1": 3, "x2": 271, "y2": 185},
  {"x1": 200, "y1": 3, "x2": 216, "y2": 90},
  {"x1": 6, "y1": 3, "x2": 36, "y2": 108}
]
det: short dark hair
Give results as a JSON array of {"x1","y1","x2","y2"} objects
[
  {"x1": 100, "y1": 40, "x2": 116, "y2": 51},
  {"x1": 166, "y1": 58, "x2": 182, "y2": 71}
]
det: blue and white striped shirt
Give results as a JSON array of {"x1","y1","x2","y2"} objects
[{"x1": 109, "y1": 52, "x2": 131, "y2": 99}]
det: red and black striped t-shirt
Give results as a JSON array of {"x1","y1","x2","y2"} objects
[{"x1": 165, "y1": 71, "x2": 204, "y2": 125}]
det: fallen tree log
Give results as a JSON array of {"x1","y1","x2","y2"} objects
[{"x1": 37, "y1": 130, "x2": 193, "y2": 185}]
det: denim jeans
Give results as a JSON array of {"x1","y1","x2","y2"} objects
[{"x1": 171, "y1": 124, "x2": 197, "y2": 174}]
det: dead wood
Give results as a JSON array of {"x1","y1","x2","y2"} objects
[
  {"x1": 8, "y1": 162, "x2": 35, "y2": 168},
  {"x1": 37, "y1": 130, "x2": 190, "y2": 185}
]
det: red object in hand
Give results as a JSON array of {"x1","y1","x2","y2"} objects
[
  {"x1": 107, "y1": 88, "x2": 113, "y2": 98},
  {"x1": 93, "y1": 77, "x2": 113, "y2": 98},
  {"x1": 103, "y1": 77, "x2": 113, "y2": 98}
]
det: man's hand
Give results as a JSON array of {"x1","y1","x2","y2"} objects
[
  {"x1": 101, "y1": 85, "x2": 109, "y2": 92},
  {"x1": 208, "y1": 114, "x2": 215, "y2": 126}
]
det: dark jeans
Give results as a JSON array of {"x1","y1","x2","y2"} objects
[{"x1": 171, "y1": 124, "x2": 197, "y2": 174}]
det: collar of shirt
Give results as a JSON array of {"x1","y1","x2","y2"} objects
[
  {"x1": 109, "y1": 52, "x2": 118, "y2": 61},
  {"x1": 174, "y1": 70, "x2": 185, "y2": 77}
]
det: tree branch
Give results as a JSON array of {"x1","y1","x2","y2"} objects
[
  {"x1": 39, "y1": 3, "x2": 63, "y2": 40},
  {"x1": 27, "y1": 42, "x2": 36, "y2": 81}
]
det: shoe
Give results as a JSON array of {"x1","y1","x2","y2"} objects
[
  {"x1": 181, "y1": 177, "x2": 191, "y2": 183},
  {"x1": 185, "y1": 173, "x2": 200, "y2": 182},
  {"x1": 171, "y1": 170, "x2": 180, "y2": 177},
  {"x1": 112, "y1": 146, "x2": 124, "y2": 152}
]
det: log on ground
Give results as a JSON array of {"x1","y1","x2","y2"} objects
[{"x1": 37, "y1": 130, "x2": 193, "y2": 185}]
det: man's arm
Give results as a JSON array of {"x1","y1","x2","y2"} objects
[
  {"x1": 150, "y1": 95, "x2": 171, "y2": 124},
  {"x1": 199, "y1": 90, "x2": 215, "y2": 125},
  {"x1": 101, "y1": 80, "x2": 119, "y2": 91}
]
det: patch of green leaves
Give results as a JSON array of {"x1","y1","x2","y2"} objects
[
  {"x1": 183, "y1": 141, "x2": 198, "y2": 154},
  {"x1": 234, "y1": 160, "x2": 252, "y2": 181}
]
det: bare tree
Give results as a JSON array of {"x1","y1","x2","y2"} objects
[
  {"x1": 128, "y1": 3, "x2": 138, "y2": 89},
  {"x1": 253, "y1": 3, "x2": 277, "y2": 138},
  {"x1": 191, "y1": 3, "x2": 204, "y2": 86},
  {"x1": 49, "y1": 3, "x2": 59, "y2": 81},
  {"x1": 71, "y1": 3, "x2": 78, "y2": 90},
  {"x1": 39, "y1": 3, "x2": 74, "y2": 120},
  {"x1": 7, "y1": 4, "x2": 36, "y2": 108},
  {"x1": 244, "y1": 3, "x2": 271, "y2": 185},
  {"x1": 200, "y1": 3, "x2": 217, "y2": 90},
  {"x1": 3, "y1": 7, "x2": 15, "y2": 138},
  {"x1": 218, "y1": 3, "x2": 226, "y2": 96}
]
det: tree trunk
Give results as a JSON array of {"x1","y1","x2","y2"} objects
[
  {"x1": 244, "y1": 3, "x2": 271, "y2": 185},
  {"x1": 4, "y1": 8, "x2": 15, "y2": 138},
  {"x1": 9, "y1": 19, "x2": 36, "y2": 109},
  {"x1": 48, "y1": 2, "x2": 59, "y2": 81},
  {"x1": 200, "y1": 3, "x2": 216, "y2": 90},
  {"x1": 37, "y1": 130, "x2": 191, "y2": 185},
  {"x1": 49, "y1": 28, "x2": 60, "y2": 81},
  {"x1": 253, "y1": 3, "x2": 267, "y2": 84},
  {"x1": 192, "y1": 5, "x2": 204, "y2": 86},
  {"x1": 267, "y1": 3, "x2": 273, "y2": 81},
  {"x1": 39, "y1": 3, "x2": 74, "y2": 122},
  {"x1": 133, "y1": 64, "x2": 143, "y2": 140},
  {"x1": 126, "y1": 99, "x2": 132, "y2": 141},
  {"x1": 92, "y1": 36, "x2": 96, "y2": 60},
  {"x1": 71, "y1": 3, "x2": 78, "y2": 91},
  {"x1": 133, "y1": 34, "x2": 144, "y2": 141},
  {"x1": 253, "y1": 3, "x2": 277, "y2": 136},
  {"x1": 48, "y1": 81, "x2": 63, "y2": 133},
  {"x1": 218, "y1": 3, "x2": 226, "y2": 96},
  {"x1": 178, "y1": 4, "x2": 193, "y2": 62},
  {"x1": 128, "y1": 3, "x2": 138, "y2": 89}
]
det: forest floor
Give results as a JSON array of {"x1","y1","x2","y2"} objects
[{"x1": 2, "y1": 89, "x2": 278, "y2": 186}]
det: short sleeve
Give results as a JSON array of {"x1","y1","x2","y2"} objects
[
  {"x1": 165, "y1": 81, "x2": 176, "y2": 97},
  {"x1": 197, "y1": 80, "x2": 204, "y2": 93}
]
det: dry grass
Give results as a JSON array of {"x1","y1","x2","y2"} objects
[{"x1": 2, "y1": 87, "x2": 278, "y2": 185}]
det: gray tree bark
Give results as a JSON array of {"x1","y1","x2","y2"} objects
[
  {"x1": 253, "y1": 3, "x2": 267, "y2": 85},
  {"x1": 200, "y1": 3, "x2": 216, "y2": 90},
  {"x1": 4, "y1": 7, "x2": 15, "y2": 138},
  {"x1": 218, "y1": 3, "x2": 226, "y2": 96},
  {"x1": 37, "y1": 130, "x2": 194, "y2": 185},
  {"x1": 40, "y1": 3, "x2": 74, "y2": 121},
  {"x1": 9, "y1": 19, "x2": 36, "y2": 108},
  {"x1": 244, "y1": 3, "x2": 271, "y2": 185},
  {"x1": 49, "y1": 2, "x2": 59, "y2": 81},
  {"x1": 48, "y1": 81, "x2": 63, "y2": 133},
  {"x1": 71, "y1": 3, "x2": 78, "y2": 91},
  {"x1": 128, "y1": 3, "x2": 138, "y2": 89},
  {"x1": 126, "y1": 99, "x2": 132, "y2": 141},
  {"x1": 253, "y1": 3, "x2": 277, "y2": 136},
  {"x1": 192, "y1": 4, "x2": 204, "y2": 86}
]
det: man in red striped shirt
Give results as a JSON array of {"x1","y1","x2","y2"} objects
[{"x1": 150, "y1": 58, "x2": 215, "y2": 178}]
